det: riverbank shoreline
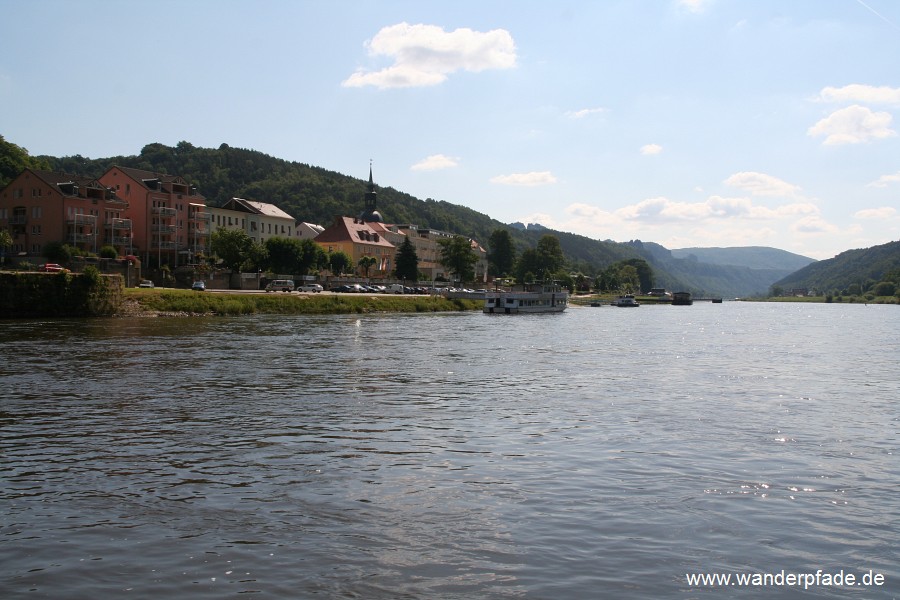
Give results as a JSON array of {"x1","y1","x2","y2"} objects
[{"x1": 120, "y1": 288, "x2": 483, "y2": 317}]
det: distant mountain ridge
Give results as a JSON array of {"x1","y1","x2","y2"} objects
[
  {"x1": 0, "y1": 138, "x2": 839, "y2": 297},
  {"x1": 773, "y1": 240, "x2": 900, "y2": 294},
  {"x1": 670, "y1": 246, "x2": 815, "y2": 272}
]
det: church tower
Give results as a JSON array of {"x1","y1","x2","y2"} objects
[{"x1": 358, "y1": 162, "x2": 383, "y2": 223}]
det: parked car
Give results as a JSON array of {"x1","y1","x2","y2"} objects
[
  {"x1": 265, "y1": 279, "x2": 295, "y2": 292},
  {"x1": 298, "y1": 283, "x2": 323, "y2": 293},
  {"x1": 39, "y1": 263, "x2": 67, "y2": 273},
  {"x1": 138, "y1": 280, "x2": 155, "y2": 288},
  {"x1": 191, "y1": 281, "x2": 206, "y2": 291},
  {"x1": 387, "y1": 284, "x2": 405, "y2": 294}
]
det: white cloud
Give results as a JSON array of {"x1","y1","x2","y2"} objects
[
  {"x1": 566, "y1": 107, "x2": 607, "y2": 119},
  {"x1": 854, "y1": 207, "x2": 897, "y2": 219},
  {"x1": 791, "y1": 215, "x2": 840, "y2": 234},
  {"x1": 490, "y1": 171, "x2": 557, "y2": 186},
  {"x1": 640, "y1": 144, "x2": 663, "y2": 155},
  {"x1": 817, "y1": 84, "x2": 900, "y2": 105},
  {"x1": 410, "y1": 154, "x2": 459, "y2": 171},
  {"x1": 867, "y1": 171, "x2": 900, "y2": 188},
  {"x1": 614, "y1": 195, "x2": 817, "y2": 223},
  {"x1": 724, "y1": 171, "x2": 802, "y2": 197},
  {"x1": 563, "y1": 203, "x2": 619, "y2": 225},
  {"x1": 807, "y1": 105, "x2": 896, "y2": 145},
  {"x1": 342, "y1": 23, "x2": 516, "y2": 89},
  {"x1": 677, "y1": 0, "x2": 714, "y2": 14}
]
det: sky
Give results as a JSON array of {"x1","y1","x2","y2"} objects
[{"x1": 2, "y1": 0, "x2": 899, "y2": 260}]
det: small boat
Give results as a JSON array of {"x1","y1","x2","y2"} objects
[
  {"x1": 672, "y1": 291, "x2": 693, "y2": 306},
  {"x1": 612, "y1": 294, "x2": 640, "y2": 307},
  {"x1": 484, "y1": 282, "x2": 568, "y2": 314}
]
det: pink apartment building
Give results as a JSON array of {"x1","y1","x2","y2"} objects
[{"x1": 1, "y1": 166, "x2": 208, "y2": 267}]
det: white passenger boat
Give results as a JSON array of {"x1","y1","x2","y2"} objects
[
  {"x1": 612, "y1": 294, "x2": 640, "y2": 307},
  {"x1": 484, "y1": 282, "x2": 568, "y2": 314}
]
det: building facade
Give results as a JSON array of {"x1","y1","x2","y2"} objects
[
  {"x1": 0, "y1": 169, "x2": 129, "y2": 259},
  {"x1": 313, "y1": 165, "x2": 488, "y2": 282},
  {"x1": 315, "y1": 216, "x2": 396, "y2": 276},
  {"x1": 208, "y1": 198, "x2": 298, "y2": 245},
  {"x1": 99, "y1": 166, "x2": 207, "y2": 267}
]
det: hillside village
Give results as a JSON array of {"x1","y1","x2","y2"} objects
[
  {"x1": 0, "y1": 164, "x2": 489, "y2": 286},
  {"x1": 2, "y1": 138, "x2": 898, "y2": 300}
]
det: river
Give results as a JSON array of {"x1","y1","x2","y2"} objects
[{"x1": 1, "y1": 302, "x2": 897, "y2": 599}]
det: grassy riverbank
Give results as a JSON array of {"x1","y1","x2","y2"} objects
[{"x1": 122, "y1": 288, "x2": 482, "y2": 316}]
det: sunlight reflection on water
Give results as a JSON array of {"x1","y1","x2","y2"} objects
[{"x1": 1, "y1": 304, "x2": 898, "y2": 598}]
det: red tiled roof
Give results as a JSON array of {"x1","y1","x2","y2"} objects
[{"x1": 315, "y1": 216, "x2": 395, "y2": 248}]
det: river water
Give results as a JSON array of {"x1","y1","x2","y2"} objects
[{"x1": 1, "y1": 303, "x2": 897, "y2": 599}]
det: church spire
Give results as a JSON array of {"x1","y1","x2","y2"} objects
[{"x1": 359, "y1": 160, "x2": 383, "y2": 223}]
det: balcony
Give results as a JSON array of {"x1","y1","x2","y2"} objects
[
  {"x1": 151, "y1": 240, "x2": 178, "y2": 250},
  {"x1": 111, "y1": 235, "x2": 133, "y2": 245},
  {"x1": 189, "y1": 211, "x2": 211, "y2": 222},
  {"x1": 9, "y1": 216, "x2": 27, "y2": 225},
  {"x1": 70, "y1": 233, "x2": 97, "y2": 242},
  {"x1": 152, "y1": 224, "x2": 177, "y2": 234},
  {"x1": 152, "y1": 207, "x2": 177, "y2": 217},
  {"x1": 66, "y1": 215, "x2": 98, "y2": 226},
  {"x1": 107, "y1": 218, "x2": 132, "y2": 230}
]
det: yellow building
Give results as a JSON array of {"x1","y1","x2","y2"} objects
[{"x1": 314, "y1": 215, "x2": 396, "y2": 276}]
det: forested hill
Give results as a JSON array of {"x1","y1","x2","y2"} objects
[
  {"x1": 1, "y1": 138, "x2": 814, "y2": 296},
  {"x1": 773, "y1": 240, "x2": 900, "y2": 294},
  {"x1": 37, "y1": 140, "x2": 644, "y2": 268}
]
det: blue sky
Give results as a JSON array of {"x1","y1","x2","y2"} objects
[{"x1": 2, "y1": 0, "x2": 899, "y2": 260}]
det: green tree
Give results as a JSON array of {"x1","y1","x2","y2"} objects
[
  {"x1": 487, "y1": 229, "x2": 515, "y2": 277},
  {"x1": 394, "y1": 235, "x2": 419, "y2": 282},
  {"x1": 515, "y1": 248, "x2": 540, "y2": 283},
  {"x1": 246, "y1": 241, "x2": 268, "y2": 273},
  {"x1": 43, "y1": 241, "x2": 72, "y2": 263},
  {"x1": 624, "y1": 258, "x2": 653, "y2": 293},
  {"x1": 0, "y1": 229, "x2": 12, "y2": 265},
  {"x1": 210, "y1": 228, "x2": 253, "y2": 272},
  {"x1": 437, "y1": 235, "x2": 478, "y2": 284},
  {"x1": 298, "y1": 239, "x2": 326, "y2": 276},
  {"x1": 314, "y1": 243, "x2": 330, "y2": 272},
  {"x1": 617, "y1": 264, "x2": 640, "y2": 293},
  {"x1": 99, "y1": 245, "x2": 118, "y2": 259},
  {"x1": 0, "y1": 134, "x2": 51, "y2": 189},
  {"x1": 515, "y1": 235, "x2": 567, "y2": 283},
  {"x1": 358, "y1": 255, "x2": 376, "y2": 278},
  {"x1": 873, "y1": 281, "x2": 896, "y2": 297},
  {"x1": 535, "y1": 234, "x2": 566, "y2": 275},
  {"x1": 264, "y1": 237, "x2": 303, "y2": 274},
  {"x1": 329, "y1": 250, "x2": 353, "y2": 275}
]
